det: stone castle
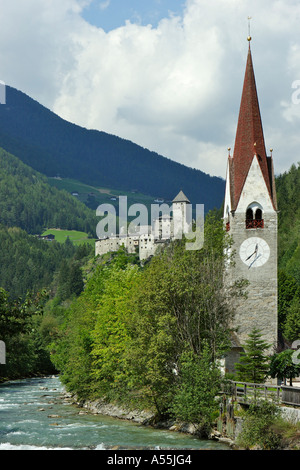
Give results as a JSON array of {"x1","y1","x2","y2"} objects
[{"x1": 95, "y1": 190, "x2": 192, "y2": 261}]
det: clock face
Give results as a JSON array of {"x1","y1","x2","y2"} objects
[{"x1": 239, "y1": 237, "x2": 270, "y2": 268}]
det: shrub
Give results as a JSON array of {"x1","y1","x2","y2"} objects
[{"x1": 236, "y1": 401, "x2": 282, "y2": 450}]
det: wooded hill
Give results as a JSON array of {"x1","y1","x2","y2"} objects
[
  {"x1": 0, "y1": 85, "x2": 225, "y2": 211},
  {"x1": 276, "y1": 163, "x2": 300, "y2": 339},
  {"x1": 0, "y1": 146, "x2": 96, "y2": 299},
  {"x1": 276, "y1": 163, "x2": 300, "y2": 283},
  {"x1": 0, "y1": 147, "x2": 97, "y2": 236}
]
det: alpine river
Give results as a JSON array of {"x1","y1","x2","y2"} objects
[{"x1": 0, "y1": 376, "x2": 230, "y2": 451}]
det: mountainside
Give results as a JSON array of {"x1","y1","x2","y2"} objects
[
  {"x1": 0, "y1": 86, "x2": 225, "y2": 211},
  {"x1": 0, "y1": 147, "x2": 97, "y2": 235},
  {"x1": 0, "y1": 225, "x2": 84, "y2": 300},
  {"x1": 276, "y1": 163, "x2": 300, "y2": 283}
]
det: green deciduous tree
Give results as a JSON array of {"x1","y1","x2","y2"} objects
[
  {"x1": 283, "y1": 297, "x2": 300, "y2": 344},
  {"x1": 0, "y1": 288, "x2": 52, "y2": 381},
  {"x1": 170, "y1": 345, "x2": 222, "y2": 436},
  {"x1": 90, "y1": 265, "x2": 140, "y2": 400},
  {"x1": 278, "y1": 270, "x2": 300, "y2": 332},
  {"x1": 269, "y1": 349, "x2": 300, "y2": 386},
  {"x1": 122, "y1": 216, "x2": 245, "y2": 415}
]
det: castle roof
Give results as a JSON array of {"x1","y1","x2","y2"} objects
[
  {"x1": 229, "y1": 43, "x2": 276, "y2": 211},
  {"x1": 172, "y1": 190, "x2": 190, "y2": 204}
]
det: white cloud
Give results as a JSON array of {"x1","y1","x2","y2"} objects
[
  {"x1": 99, "y1": 1, "x2": 111, "y2": 10},
  {"x1": 0, "y1": 0, "x2": 299, "y2": 178}
]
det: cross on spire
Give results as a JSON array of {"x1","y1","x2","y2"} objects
[{"x1": 247, "y1": 16, "x2": 252, "y2": 42}]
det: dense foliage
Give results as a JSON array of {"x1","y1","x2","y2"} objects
[
  {"x1": 0, "y1": 225, "x2": 93, "y2": 300},
  {"x1": 0, "y1": 288, "x2": 56, "y2": 381},
  {"x1": 276, "y1": 163, "x2": 300, "y2": 283},
  {"x1": 236, "y1": 401, "x2": 283, "y2": 450},
  {"x1": 0, "y1": 147, "x2": 97, "y2": 235},
  {"x1": 276, "y1": 163, "x2": 300, "y2": 343},
  {"x1": 0, "y1": 237, "x2": 93, "y2": 382},
  {"x1": 49, "y1": 216, "x2": 245, "y2": 432},
  {"x1": 169, "y1": 346, "x2": 222, "y2": 433},
  {"x1": 270, "y1": 349, "x2": 300, "y2": 386}
]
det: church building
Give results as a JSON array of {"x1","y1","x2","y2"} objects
[{"x1": 223, "y1": 37, "x2": 278, "y2": 373}]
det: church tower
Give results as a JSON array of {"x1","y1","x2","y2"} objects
[{"x1": 223, "y1": 39, "x2": 278, "y2": 372}]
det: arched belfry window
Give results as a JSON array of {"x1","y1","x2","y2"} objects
[
  {"x1": 246, "y1": 208, "x2": 254, "y2": 221},
  {"x1": 255, "y1": 208, "x2": 262, "y2": 220},
  {"x1": 246, "y1": 202, "x2": 264, "y2": 229}
]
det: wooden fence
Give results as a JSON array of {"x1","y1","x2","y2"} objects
[{"x1": 228, "y1": 381, "x2": 300, "y2": 407}]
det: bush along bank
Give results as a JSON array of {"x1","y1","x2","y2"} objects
[{"x1": 214, "y1": 397, "x2": 300, "y2": 450}]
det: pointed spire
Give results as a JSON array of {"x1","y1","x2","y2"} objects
[
  {"x1": 172, "y1": 190, "x2": 190, "y2": 203},
  {"x1": 230, "y1": 42, "x2": 274, "y2": 210}
]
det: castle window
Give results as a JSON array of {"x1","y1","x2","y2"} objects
[{"x1": 246, "y1": 203, "x2": 264, "y2": 229}]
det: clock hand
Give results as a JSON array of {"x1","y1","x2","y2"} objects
[
  {"x1": 245, "y1": 243, "x2": 259, "y2": 261},
  {"x1": 248, "y1": 253, "x2": 261, "y2": 269}
]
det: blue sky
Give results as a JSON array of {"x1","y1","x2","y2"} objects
[
  {"x1": 0, "y1": 0, "x2": 299, "y2": 178},
  {"x1": 81, "y1": 0, "x2": 185, "y2": 31}
]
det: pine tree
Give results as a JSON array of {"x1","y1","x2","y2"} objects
[
  {"x1": 235, "y1": 328, "x2": 271, "y2": 384},
  {"x1": 68, "y1": 262, "x2": 84, "y2": 297}
]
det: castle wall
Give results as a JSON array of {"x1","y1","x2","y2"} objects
[{"x1": 95, "y1": 236, "x2": 139, "y2": 257}]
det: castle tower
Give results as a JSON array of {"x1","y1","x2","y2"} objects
[
  {"x1": 172, "y1": 190, "x2": 192, "y2": 238},
  {"x1": 224, "y1": 39, "x2": 278, "y2": 372}
]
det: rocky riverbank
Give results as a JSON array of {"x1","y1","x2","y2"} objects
[
  {"x1": 56, "y1": 381, "x2": 300, "y2": 450},
  {"x1": 62, "y1": 391, "x2": 235, "y2": 449}
]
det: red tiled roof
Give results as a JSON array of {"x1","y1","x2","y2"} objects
[{"x1": 230, "y1": 44, "x2": 275, "y2": 210}]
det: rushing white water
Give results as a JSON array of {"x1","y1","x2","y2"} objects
[{"x1": 0, "y1": 376, "x2": 229, "y2": 451}]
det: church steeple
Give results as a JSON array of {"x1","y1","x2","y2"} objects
[
  {"x1": 229, "y1": 42, "x2": 276, "y2": 211},
  {"x1": 223, "y1": 36, "x2": 278, "y2": 375}
]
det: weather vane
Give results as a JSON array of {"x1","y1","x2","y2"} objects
[{"x1": 247, "y1": 16, "x2": 252, "y2": 42}]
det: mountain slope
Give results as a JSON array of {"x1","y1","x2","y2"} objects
[
  {"x1": 0, "y1": 147, "x2": 97, "y2": 235},
  {"x1": 276, "y1": 163, "x2": 300, "y2": 283},
  {"x1": 0, "y1": 86, "x2": 225, "y2": 211},
  {"x1": 0, "y1": 225, "x2": 80, "y2": 299}
]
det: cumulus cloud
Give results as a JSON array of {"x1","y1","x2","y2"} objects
[
  {"x1": 99, "y1": 1, "x2": 111, "y2": 10},
  {"x1": 0, "y1": 0, "x2": 299, "y2": 177}
]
